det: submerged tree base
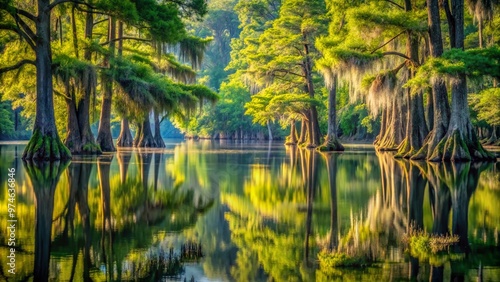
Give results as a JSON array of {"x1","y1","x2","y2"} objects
[
  {"x1": 412, "y1": 129, "x2": 495, "y2": 162},
  {"x1": 427, "y1": 130, "x2": 495, "y2": 162},
  {"x1": 317, "y1": 138, "x2": 344, "y2": 152},
  {"x1": 23, "y1": 129, "x2": 72, "y2": 161},
  {"x1": 395, "y1": 138, "x2": 418, "y2": 159}
]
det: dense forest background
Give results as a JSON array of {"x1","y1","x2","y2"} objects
[{"x1": 0, "y1": 0, "x2": 499, "y2": 161}]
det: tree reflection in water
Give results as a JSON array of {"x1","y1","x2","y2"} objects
[
  {"x1": 24, "y1": 160, "x2": 69, "y2": 281},
  {"x1": 1, "y1": 142, "x2": 498, "y2": 281}
]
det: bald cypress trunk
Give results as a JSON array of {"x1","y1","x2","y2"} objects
[
  {"x1": 285, "y1": 120, "x2": 298, "y2": 145},
  {"x1": 412, "y1": 0, "x2": 451, "y2": 161},
  {"x1": 428, "y1": 0, "x2": 494, "y2": 161},
  {"x1": 153, "y1": 111, "x2": 166, "y2": 148},
  {"x1": 303, "y1": 33, "x2": 321, "y2": 148},
  {"x1": 97, "y1": 17, "x2": 117, "y2": 152},
  {"x1": 62, "y1": 7, "x2": 100, "y2": 155},
  {"x1": 319, "y1": 75, "x2": 344, "y2": 151},
  {"x1": 23, "y1": 0, "x2": 71, "y2": 161},
  {"x1": 137, "y1": 114, "x2": 157, "y2": 148},
  {"x1": 397, "y1": 2, "x2": 428, "y2": 158},
  {"x1": 117, "y1": 118, "x2": 134, "y2": 147}
]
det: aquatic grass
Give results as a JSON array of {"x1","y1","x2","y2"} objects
[{"x1": 403, "y1": 225, "x2": 463, "y2": 266}]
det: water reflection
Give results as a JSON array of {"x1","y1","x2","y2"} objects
[
  {"x1": 25, "y1": 160, "x2": 69, "y2": 281},
  {"x1": 0, "y1": 141, "x2": 498, "y2": 281}
]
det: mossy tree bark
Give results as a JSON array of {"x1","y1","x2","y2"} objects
[
  {"x1": 153, "y1": 111, "x2": 166, "y2": 148},
  {"x1": 23, "y1": 0, "x2": 71, "y2": 161},
  {"x1": 318, "y1": 75, "x2": 344, "y2": 152},
  {"x1": 24, "y1": 160, "x2": 69, "y2": 280},
  {"x1": 97, "y1": 17, "x2": 117, "y2": 152},
  {"x1": 116, "y1": 118, "x2": 134, "y2": 147}
]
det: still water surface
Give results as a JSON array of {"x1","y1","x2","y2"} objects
[{"x1": 0, "y1": 140, "x2": 499, "y2": 281}]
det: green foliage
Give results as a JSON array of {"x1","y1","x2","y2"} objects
[
  {"x1": 0, "y1": 99, "x2": 14, "y2": 137},
  {"x1": 404, "y1": 227, "x2": 462, "y2": 266},
  {"x1": 407, "y1": 47, "x2": 500, "y2": 90},
  {"x1": 469, "y1": 88, "x2": 500, "y2": 126},
  {"x1": 318, "y1": 251, "x2": 367, "y2": 268}
]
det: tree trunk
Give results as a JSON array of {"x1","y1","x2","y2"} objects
[
  {"x1": 133, "y1": 123, "x2": 142, "y2": 147},
  {"x1": 319, "y1": 75, "x2": 344, "y2": 151},
  {"x1": 76, "y1": 7, "x2": 101, "y2": 155},
  {"x1": 374, "y1": 106, "x2": 388, "y2": 146},
  {"x1": 298, "y1": 118, "x2": 307, "y2": 145},
  {"x1": 428, "y1": 0, "x2": 494, "y2": 161},
  {"x1": 377, "y1": 90, "x2": 405, "y2": 150},
  {"x1": 116, "y1": 118, "x2": 134, "y2": 147},
  {"x1": 285, "y1": 120, "x2": 298, "y2": 145},
  {"x1": 153, "y1": 111, "x2": 165, "y2": 148},
  {"x1": 425, "y1": 88, "x2": 434, "y2": 131},
  {"x1": 485, "y1": 126, "x2": 498, "y2": 145},
  {"x1": 412, "y1": 0, "x2": 451, "y2": 161},
  {"x1": 97, "y1": 17, "x2": 117, "y2": 152},
  {"x1": 65, "y1": 87, "x2": 82, "y2": 154},
  {"x1": 303, "y1": 34, "x2": 321, "y2": 147},
  {"x1": 23, "y1": 0, "x2": 71, "y2": 161},
  {"x1": 137, "y1": 114, "x2": 157, "y2": 147},
  {"x1": 397, "y1": 20, "x2": 428, "y2": 158},
  {"x1": 266, "y1": 120, "x2": 273, "y2": 140}
]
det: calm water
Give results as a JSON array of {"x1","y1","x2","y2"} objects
[{"x1": 0, "y1": 140, "x2": 499, "y2": 281}]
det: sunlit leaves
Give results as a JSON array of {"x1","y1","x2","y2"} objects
[{"x1": 469, "y1": 88, "x2": 500, "y2": 126}]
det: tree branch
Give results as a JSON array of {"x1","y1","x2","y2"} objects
[
  {"x1": 270, "y1": 69, "x2": 305, "y2": 78},
  {"x1": 15, "y1": 8, "x2": 36, "y2": 22},
  {"x1": 0, "y1": 23, "x2": 35, "y2": 50},
  {"x1": 49, "y1": 0, "x2": 96, "y2": 11},
  {"x1": 371, "y1": 30, "x2": 406, "y2": 54},
  {"x1": 382, "y1": 51, "x2": 413, "y2": 61},
  {"x1": 14, "y1": 15, "x2": 37, "y2": 45},
  {"x1": 383, "y1": 0, "x2": 404, "y2": 9},
  {"x1": 0, "y1": 59, "x2": 35, "y2": 75},
  {"x1": 100, "y1": 36, "x2": 151, "y2": 46}
]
